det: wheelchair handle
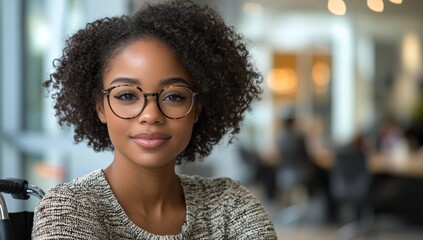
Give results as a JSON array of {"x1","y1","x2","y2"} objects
[
  {"x1": 0, "y1": 178, "x2": 45, "y2": 200},
  {"x1": 0, "y1": 179, "x2": 45, "y2": 240},
  {"x1": 0, "y1": 179, "x2": 29, "y2": 200}
]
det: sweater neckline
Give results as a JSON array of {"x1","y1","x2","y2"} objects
[{"x1": 97, "y1": 169, "x2": 196, "y2": 238}]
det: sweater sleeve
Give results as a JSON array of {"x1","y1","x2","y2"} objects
[
  {"x1": 31, "y1": 184, "x2": 107, "y2": 240},
  {"x1": 225, "y1": 181, "x2": 277, "y2": 240}
]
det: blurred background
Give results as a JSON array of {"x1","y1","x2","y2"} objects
[{"x1": 1, "y1": 0, "x2": 423, "y2": 239}]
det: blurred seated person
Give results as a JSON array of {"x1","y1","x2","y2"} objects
[
  {"x1": 330, "y1": 134, "x2": 372, "y2": 223},
  {"x1": 237, "y1": 144, "x2": 277, "y2": 201},
  {"x1": 277, "y1": 117, "x2": 327, "y2": 201}
]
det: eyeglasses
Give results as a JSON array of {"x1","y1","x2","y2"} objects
[{"x1": 102, "y1": 84, "x2": 198, "y2": 119}]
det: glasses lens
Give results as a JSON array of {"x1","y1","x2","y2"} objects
[
  {"x1": 159, "y1": 86, "x2": 194, "y2": 119},
  {"x1": 106, "y1": 85, "x2": 195, "y2": 119},
  {"x1": 108, "y1": 85, "x2": 144, "y2": 119}
]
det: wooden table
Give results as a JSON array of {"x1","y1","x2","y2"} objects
[
  {"x1": 313, "y1": 149, "x2": 423, "y2": 178},
  {"x1": 368, "y1": 152, "x2": 423, "y2": 178}
]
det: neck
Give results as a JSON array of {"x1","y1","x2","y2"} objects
[{"x1": 103, "y1": 159, "x2": 184, "y2": 214}]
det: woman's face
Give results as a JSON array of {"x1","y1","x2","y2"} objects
[{"x1": 97, "y1": 39, "x2": 200, "y2": 169}]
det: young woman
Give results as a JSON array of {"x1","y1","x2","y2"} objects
[{"x1": 32, "y1": 0, "x2": 277, "y2": 239}]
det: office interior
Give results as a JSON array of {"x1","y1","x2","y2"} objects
[{"x1": 1, "y1": 0, "x2": 423, "y2": 239}]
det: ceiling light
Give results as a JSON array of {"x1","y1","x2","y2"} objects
[
  {"x1": 367, "y1": 0, "x2": 384, "y2": 12},
  {"x1": 328, "y1": 0, "x2": 346, "y2": 15},
  {"x1": 326, "y1": 0, "x2": 401, "y2": 16}
]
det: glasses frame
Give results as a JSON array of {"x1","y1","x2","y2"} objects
[{"x1": 102, "y1": 84, "x2": 198, "y2": 120}]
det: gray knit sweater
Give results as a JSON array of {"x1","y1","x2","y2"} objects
[{"x1": 32, "y1": 170, "x2": 277, "y2": 239}]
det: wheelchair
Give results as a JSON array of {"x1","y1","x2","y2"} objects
[{"x1": 0, "y1": 178, "x2": 45, "y2": 240}]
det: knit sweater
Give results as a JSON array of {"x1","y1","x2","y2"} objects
[{"x1": 32, "y1": 170, "x2": 277, "y2": 239}]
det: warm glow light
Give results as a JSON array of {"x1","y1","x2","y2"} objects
[
  {"x1": 401, "y1": 32, "x2": 421, "y2": 73},
  {"x1": 312, "y1": 62, "x2": 331, "y2": 87},
  {"x1": 328, "y1": 0, "x2": 346, "y2": 16},
  {"x1": 35, "y1": 162, "x2": 66, "y2": 180},
  {"x1": 367, "y1": 0, "x2": 384, "y2": 12},
  {"x1": 267, "y1": 68, "x2": 298, "y2": 95},
  {"x1": 325, "y1": 0, "x2": 401, "y2": 15}
]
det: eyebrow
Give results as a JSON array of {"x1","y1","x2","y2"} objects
[
  {"x1": 109, "y1": 77, "x2": 139, "y2": 86},
  {"x1": 159, "y1": 77, "x2": 191, "y2": 87},
  {"x1": 109, "y1": 77, "x2": 191, "y2": 87}
]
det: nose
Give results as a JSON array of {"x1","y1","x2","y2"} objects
[{"x1": 137, "y1": 94, "x2": 165, "y2": 124}]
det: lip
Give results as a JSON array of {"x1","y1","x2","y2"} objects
[{"x1": 131, "y1": 132, "x2": 171, "y2": 149}]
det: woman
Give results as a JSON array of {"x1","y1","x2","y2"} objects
[{"x1": 32, "y1": 0, "x2": 276, "y2": 239}]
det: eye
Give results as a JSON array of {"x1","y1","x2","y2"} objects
[
  {"x1": 161, "y1": 92, "x2": 187, "y2": 104},
  {"x1": 114, "y1": 91, "x2": 139, "y2": 102}
]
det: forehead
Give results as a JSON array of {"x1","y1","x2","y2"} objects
[{"x1": 103, "y1": 38, "x2": 191, "y2": 87}]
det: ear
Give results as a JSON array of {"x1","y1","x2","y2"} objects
[
  {"x1": 96, "y1": 101, "x2": 106, "y2": 124},
  {"x1": 194, "y1": 103, "x2": 202, "y2": 123}
]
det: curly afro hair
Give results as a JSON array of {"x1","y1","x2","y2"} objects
[{"x1": 44, "y1": 0, "x2": 262, "y2": 164}]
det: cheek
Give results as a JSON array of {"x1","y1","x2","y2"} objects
[
  {"x1": 172, "y1": 117, "x2": 196, "y2": 143},
  {"x1": 104, "y1": 110, "x2": 128, "y2": 141}
]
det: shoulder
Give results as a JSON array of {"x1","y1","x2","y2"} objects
[
  {"x1": 179, "y1": 175, "x2": 277, "y2": 239},
  {"x1": 35, "y1": 170, "x2": 107, "y2": 214},
  {"x1": 180, "y1": 175, "x2": 262, "y2": 214},
  {"x1": 45, "y1": 170, "x2": 105, "y2": 198},
  {"x1": 32, "y1": 170, "x2": 111, "y2": 239},
  {"x1": 179, "y1": 174, "x2": 247, "y2": 199},
  {"x1": 179, "y1": 174, "x2": 238, "y2": 187}
]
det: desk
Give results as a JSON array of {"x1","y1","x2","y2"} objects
[
  {"x1": 369, "y1": 152, "x2": 423, "y2": 178},
  {"x1": 314, "y1": 149, "x2": 423, "y2": 178},
  {"x1": 314, "y1": 148, "x2": 423, "y2": 223}
]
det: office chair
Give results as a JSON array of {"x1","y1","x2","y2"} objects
[
  {"x1": 330, "y1": 146, "x2": 373, "y2": 239},
  {"x1": 276, "y1": 133, "x2": 318, "y2": 226}
]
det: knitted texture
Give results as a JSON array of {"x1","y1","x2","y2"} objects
[{"x1": 32, "y1": 170, "x2": 277, "y2": 239}]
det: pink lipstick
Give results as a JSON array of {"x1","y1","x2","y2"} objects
[{"x1": 131, "y1": 132, "x2": 170, "y2": 149}]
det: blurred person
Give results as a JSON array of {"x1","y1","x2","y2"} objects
[
  {"x1": 377, "y1": 117, "x2": 405, "y2": 153},
  {"x1": 237, "y1": 143, "x2": 278, "y2": 201},
  {"x1": 277, "y1": 117, "x2": 325, "y2": 200},
  {"x1": 330, "y1": 134, "x2": 372, "y2": 223},
  {"x1": 376, "y1": 116, "x2": 411, "y2": 166},
  {"x1": 32, "y1": 1, "x2": 277, "y2": 239},
  {"x1": 276, "y1": 115, "x2": 340, "y2": 223}
]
